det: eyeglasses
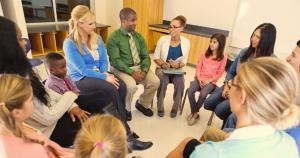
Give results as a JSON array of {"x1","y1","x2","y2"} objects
[
  {"x1": 227, "y1": 80, "x2": 240, "y2": 89},
  {"x1": 168, "y1": 25, "x2": 182, "y2": 29}
]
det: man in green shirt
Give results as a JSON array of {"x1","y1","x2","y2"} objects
[{"x1": 107, "y1": 8, "x2": 159, "y2": 120}]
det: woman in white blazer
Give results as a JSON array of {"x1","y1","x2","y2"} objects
[{"x1": 153, "y1": 15, "x2": 190, "y2": 118}]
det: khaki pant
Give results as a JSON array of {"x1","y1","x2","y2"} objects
[
  {"x1": 200, "y1": 126, "x2": 227, "y2": 143},
  {"x1": 112, "y1": 66, "x2": 160, "y2": 111}
]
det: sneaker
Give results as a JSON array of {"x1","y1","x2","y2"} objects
[
  {"x1": 135, "y1": 101, "x2": 153, "y2": 117},
  {"x1": 186, "y1": 113, "x2": 193, "y2": 121},
  {"x1": 188, "y1": 114, "x2": 200, "y2": 126}
]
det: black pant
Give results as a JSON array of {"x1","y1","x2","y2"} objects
[
  {"x1": 50, "y1": 76, "x2": 129, "y2": 147},
  {"x1": 49, "y1": 93, "x2": 109, "y2": 147},
  {"x1": 50, "y1": 112, "x2": 81, "y2": 147},
  {"x1": 75, "y1": 77, "x2": 130, "y2": 134}
]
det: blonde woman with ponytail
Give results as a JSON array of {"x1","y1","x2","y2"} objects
[
  {"x1": 64, "y1": 5, "x2": 153, "y2": 151},
  {"x1": 167, "y1": 57, "x2": 300, "y2": 158},
  {"x1": 0, "y1": 74, "x2": 74, "y2": 158},
  {"x1": 74, "y1": 115, "x2": 127, "y2": 158}
]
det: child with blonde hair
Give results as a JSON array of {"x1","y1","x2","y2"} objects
[
  {"x1": 0, "y1": 74, "x2": 73, "y2": 158},
  {"x1": 74, "y1": 115, "x2": 127, "y2": 158}
]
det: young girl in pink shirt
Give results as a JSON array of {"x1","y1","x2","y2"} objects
[
  {"x1": 0, "y1": 74, "x2": 73, "y2": 158},
  {"x1": 187, "y1": 33, "x2": 227, "y2": 126}
]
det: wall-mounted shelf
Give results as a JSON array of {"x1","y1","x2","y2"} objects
[{"x1": 27, "y1": 23, "x2": 110, "y2": 57}]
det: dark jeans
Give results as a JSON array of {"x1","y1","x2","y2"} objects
[
  {"x1": 188, "y1": 80, "x2": 216, "y2": 114},
  {"x1": 223, "y1": 113, "x2": 237, "y2": 129},
  {"x1": 203, "y1": 85, "x2": 231, "y2": 121}
]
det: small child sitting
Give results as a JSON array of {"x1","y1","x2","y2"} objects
[{"x1": 45, "y1": 52, "x2": 80, "y2": 95}]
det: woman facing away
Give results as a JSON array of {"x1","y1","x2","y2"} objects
[
  {"x1": 167, "y1": 57, "x2": 300, "y2": 158},
  {"x1": 203, "y1": 23, "x2": 277, "y2": 125}
]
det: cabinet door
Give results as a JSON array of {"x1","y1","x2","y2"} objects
[{"x1": 123, "y1": 0, "x2": 164, "y2": 51}]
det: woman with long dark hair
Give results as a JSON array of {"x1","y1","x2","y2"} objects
[
  {"x1": 0, "y1": 16, "x2": 86, "y2": 147},
  {"x1": 203, "y1": 23, "x2": 277, "y2": 125}
]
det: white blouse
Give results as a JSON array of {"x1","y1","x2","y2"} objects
[{"x1": 153, "y1": 35, "x2": 190, "y2": 66}]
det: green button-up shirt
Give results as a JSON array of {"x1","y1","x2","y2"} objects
[{"x1": 107, "y1": 28, "x2": 151, "y2": 75}]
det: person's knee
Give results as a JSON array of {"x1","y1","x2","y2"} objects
[
  {"x1": 215, "y1": 107, "x2": 230, "y2": 121},
  {"x1": 203, "y1": 97, "x2": 215, "y2": 110},
  {"x1": 151, "y1": 76, "x2": 160, "y2": 89},
  {"x1": 105, "y1": 86, "x2": 120, "y2": 97},
  {"x1": 199, "y1": 93, "x2": 208, "y2": 100},
  {"x1": 126, "y1": 83, "x2": 137, "y2": 94}
]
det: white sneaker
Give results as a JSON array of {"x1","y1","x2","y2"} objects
[
  {"x1": 186, "y1": 113, "x2": 193, "y2": 121},
  {"x1": 188, "y1": 115, "x2": 200, "y2": 126}
]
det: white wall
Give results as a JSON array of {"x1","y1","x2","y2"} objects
[
  {"x1": 94, "y1": 0, "x2": 122, "y2": 34},
  {"x1": 94, "y1": 0, "x2": 107, "y2": 23},
  {"x1": 163, "y1": 0, "x2": 240, "y2": 31},
  {"x1": 105, "y1": 0, "x2": 122, "y2": 33},
  {"x1": 0, "y1": 0, "x2": 28, "y2": 38},
  {"x1": 231, "y1": 0, "x2": 300, "y2": 59},
  {"x1": 0, "y1": 1, "x2": 3, "y2": 16},
  {"x1": 163, "y1": 0, "x2": 241, "y2": 59},
  {"x1": 163, "y1": 0, "x2": 299, "y2": 59}
]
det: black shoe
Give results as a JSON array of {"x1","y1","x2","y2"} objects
[
  {"x1": 170, "y1": 108, "x2": 178, "y2": 118},
  {"x1": 126, "y1": 110, "x2": 132, "y2": 121},
  {"x1": 132, "y1": 132, "x2": 140, "y2": 139},
  {"x1": 127, "y1": 135, "x2": 153, "y2": 151},
  {"x1": 135, "y1": 101, "x2": 153, "y2": 117}
]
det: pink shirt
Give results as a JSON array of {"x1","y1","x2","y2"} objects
[
  {"x1": 1, "y1": 136, "x2": 50, "y2": 158},
  {"x1": 1, "y1": 124, "x2": 72, "y2": 158},
  {"x1": 196, "y1": 53, "x2": 227, "y2": 84}
]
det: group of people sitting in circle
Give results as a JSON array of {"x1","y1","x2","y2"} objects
[{"x1": 0, "y1": 4, "x2": 299, "y2": 158}]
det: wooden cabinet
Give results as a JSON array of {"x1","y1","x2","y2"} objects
[
  {"x1": 28, "y1": 24, "x2": 110, "y2": 57},
  {"x1": 123, "y1": 0, "x2": 164, "y2": 51}
]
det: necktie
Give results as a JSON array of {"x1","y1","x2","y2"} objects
[
  {"x1": 128, "y1": 33, "x2": 140, "y2": 65},
  {"x1": 64, "y1": 79, "x2": 72, "y2": 91}
]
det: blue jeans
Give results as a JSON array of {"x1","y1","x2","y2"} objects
[
  {"x1": 203, "y1": 85, "x2": 231, "y2": 121},
  {"x1": 188, "y1": 79, "x2": 216, "y2": 113},
  {"x1": 223, "y1": 113, "x2": 237, "y2": 129}
]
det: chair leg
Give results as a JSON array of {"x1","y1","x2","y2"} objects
[
  {"x1": 180, "y1": 88, "x2": 189, "y2": 115},
  {"x1": 150, "y1": 99, "x2": 153, "y2": 108},
  {"x1": 207, "y1": 111, "x2": 215, "y2": 126}
]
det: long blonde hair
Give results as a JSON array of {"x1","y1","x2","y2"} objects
[
  {"x1": 235, "y1": 57, "x2": 300, "y2": 130},
  {"x1": 0, "y1": 74, "x2": 32, "y2": 139},
  {"x1": 68, "y1": 5, "x2": 98, "y2": 55},
  {"x1": 74, "y1": 115, "x2": 127, "y2": 158}
]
